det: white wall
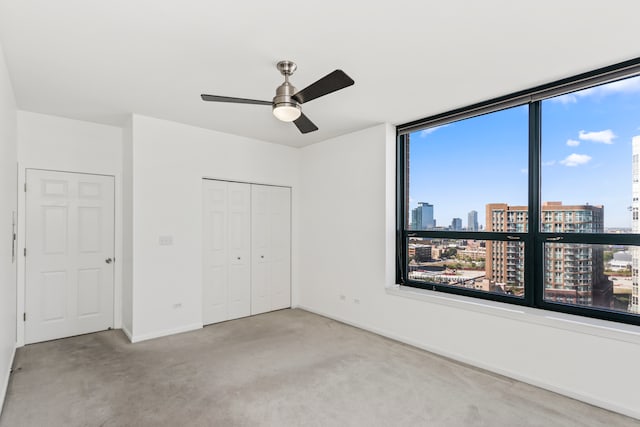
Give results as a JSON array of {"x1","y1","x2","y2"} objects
[
  {"x1": 128, "y1": 114, "x2": 300, "y2": 341},
  {"x1": 121, "y1": 116, "x2": 133, "y2": 338},
  {"x1": 0, "y1": 40, "x2": 17, "y2": 413},
  {"x1": 298, "y1": 123, "x2": 640, "y2": 419},
  {"x1": 16, "y1": 111, "x2": 123, "y2": 346}
]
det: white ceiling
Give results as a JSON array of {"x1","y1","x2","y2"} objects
[{"x1": 0, "y1": 0, "x2": 639, "y2": 148}]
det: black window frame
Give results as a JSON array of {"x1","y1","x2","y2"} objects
[{"x1": 396, "y1": 57, "x2": 640, "y2": 327}]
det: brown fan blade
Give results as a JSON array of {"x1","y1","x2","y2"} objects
[
  {"x1": 201, "y1": 94, "x2": 272, "y2": 106},
  {"x1": 292, "y1": 70, "x2": 354, "y2": 104},
  {"x1": 293, "y1": 113, "x2": 318, "y2": 134}
]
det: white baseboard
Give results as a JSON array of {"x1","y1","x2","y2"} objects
[
  {"x1": 294, "y1": 304, "x2": 640, "y2": 421},
  {"x1": 0, "y1": 344, "x2": 17, "y2": 417},
  {"x1": 121, "y1": 325, "x2": 133, "y2": 343},
  {"x1": 130, "y1": 323, "x2": 202, "y2": 343}
]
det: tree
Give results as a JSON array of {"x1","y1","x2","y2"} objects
[
  {"x1": 443, "y1": 248, "x2": 457, "y2": 258},
  {"x1": 603, "y1": 251, "x2": 614, "y2": 263}
]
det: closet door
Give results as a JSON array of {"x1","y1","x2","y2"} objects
[
  {"x1": 203, "y1": 180, "x2": 251, "y2": 325},
  {"x1": 251, "y1": 185, "x2": 291, "y2": 315},
  {"x1": 251, "y1": 186, "x2": 270, "y2": 314},
  {"x1": 226, "y1": 182, "x2": 251, "y2": 319}
]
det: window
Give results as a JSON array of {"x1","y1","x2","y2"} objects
[{"x1": 397, "y1": 58, "x2": 640, "y2": 325}]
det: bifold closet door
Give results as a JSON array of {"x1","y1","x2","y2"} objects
[
  {"x1": 251, "y1": 185, "x2": 291, "y2": 315},
  {"x1": 203, "y1": 180, "x2": 251, "y2": 325}
]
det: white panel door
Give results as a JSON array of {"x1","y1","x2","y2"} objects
[
  {"x1": 202, "y1": 180, "x2": 228, "y2": 324},
  {"x1": 202, "y1": 180, "x2": 251, "y2": 325},
  {"x1": 226, "y1": 183, "x2": 251, "y2": 320},
  {"x1": 250, "y1": 185, "x2": 270, "y2": 315},
  {"x1": 25, "y1": 170, "x2": 114, "y2": 344},
  {"x1": 269, "y1": 186, "x2": 292, "y2": 311},
  {"x1": 251, "y1": 185, "x2": 291, "y2": 315}
]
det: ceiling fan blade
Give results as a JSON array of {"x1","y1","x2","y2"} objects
[
  {"x1": 201, "y1": 94, "x2": 272, "y2": 106},
  {"x1": 293, "y1": 112, "x2": 318, "y2": 134},
  {"x1": 292, "y1": 70, "x2": 354, "y2": 104}
]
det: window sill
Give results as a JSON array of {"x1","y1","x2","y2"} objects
[{"x1": 386, "y1": 284, "x2": 640, "y2": 345}]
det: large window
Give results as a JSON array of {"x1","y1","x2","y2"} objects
[{"x1": 397, "y1": 58, "x2": 640, "y2": 325}]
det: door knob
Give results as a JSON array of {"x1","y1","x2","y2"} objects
[{"x1": 105, "y1": 258, "x2": 113, "y2": 264}]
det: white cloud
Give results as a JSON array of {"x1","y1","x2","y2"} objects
[
  {"x1": 550, "y1": 76, "x2": 640, "y2": 104},
  {"x1": 551, "y1": 87, "x2": 595, "y2": 104},
  {"x1": 553, "y1": 94, "x2": 577, "y2": 104},
  {"x1": 542, "y1": 160, "x2": 556, "y2": 166},
  {"x1": 578, "y1": 129, "x2": 616, "y2": 144},
  {"x1": 520, "y1": 168, "x2": 528, "y2": 174},
  {"x1": 420, "y1": 124, "x2": 449, "y2": 137},
  {"x1": 566, "y1": 139, "x2": 580, "y2": 147},
  {"x1": 601, "y1": 77, "x2": 640, "y2": 95},
  {"x1": 560, "y1": 153, "x2": 592, "y2": 167}
]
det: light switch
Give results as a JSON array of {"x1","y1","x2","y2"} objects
[{"x1": 159, "y1": 235, "x2": 173, "y2": 246}]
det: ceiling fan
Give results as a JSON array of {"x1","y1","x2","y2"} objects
[{"x1": 201, "y1": 60, "x2": 354, "y2": 134}]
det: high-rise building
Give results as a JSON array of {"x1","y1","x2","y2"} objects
[
  {"x1": 631, "y1": 136, "x2": 640, "y2": 314},
  {"x1": 485, "y1": 204, "x2": 527, "y2": 293},
  {"x1": 410, "y1": 208, "x2": 419, "y2": 230},
  {"x1": 411, "y1": 202, "x2": 435, "y2": 230},
  {"x1": 423, "y1": 203, "x2": 434, "y2": 229},
  {"x1": 486, "y1": 202, "x2": 609, "y2": 304},
  {"x1": 451, "y1": 217, "x2": 462, "y2": 230},
  {"x1": 468, "y1": 210, "x2": 478, "y2": 231}
]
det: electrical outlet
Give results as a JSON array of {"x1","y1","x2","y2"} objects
[
  {"x1": 353, "y1": 298, "x2": 360, "y2": 304},
  {"x1": 159, "y1": 236, "x2": 173, "y2": 246},
  {"x1": 173, "y1": 303, "x2": 182, "y2": 309},
  {"x1": 339, "y1": 295, "x2": 346, "y2": 301}
]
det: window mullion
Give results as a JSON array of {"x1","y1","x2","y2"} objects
[
  {"x1": 396, "y1": 134, "x2": 408, "y2": 285},
  {"x1": 528, "y1": 101, "x2": 542, "y2": 308}
]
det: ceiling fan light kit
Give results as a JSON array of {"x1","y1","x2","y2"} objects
[
  {"x1": 272, "y1": 104, "x2": 301, "y2": 122},
  {"x1": 201, "y1": 60, "x2": 354, "y2": 134}
]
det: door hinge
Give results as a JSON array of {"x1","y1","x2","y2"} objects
[
  {"x1": 23, "y1": 313, "x2": 26, "y2": 322},
  {"x1": 24, "y1": 183, "x2": 26, "y2": 192},
  {"x1": 23, "y1": 248, "x2": 26, "y2": 257}
]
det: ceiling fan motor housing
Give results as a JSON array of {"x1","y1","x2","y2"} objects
[
  {"x1": 272, "y1": 79, "x2": 301, "y2": 121},
  {"x1": 273, "y1": 81, "x2": 300, "y2": 110}
]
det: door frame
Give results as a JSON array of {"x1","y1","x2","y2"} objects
[{"x1": 17, "y1": 168, "x2": 121, "y2": 346}]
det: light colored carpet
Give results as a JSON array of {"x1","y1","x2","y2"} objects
[{"x1": 0, "y1": 309, "x2": 637, "y2": 426}]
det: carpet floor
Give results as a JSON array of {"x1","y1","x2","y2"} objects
[{"x1": 0, "y1": 309, "x2": 637, "y2": 426}]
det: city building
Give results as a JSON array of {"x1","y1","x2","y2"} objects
[
  {"x1": 408, "y1": 243, "x2": 432, "y2": 262},
  {"x1": 610, "y1": 251, "x2": 632, "y2": 272},
  {"x1": 486, "y1": 202, "x2": 610, "y2": 305},
  {"x1": 451, "y1": 217, "x2": 462, "y2": 230},
  {"x1": 411, "y1": 202, "x2": 435, "y2": 230},
  {"x1": 457, "y1": 246, "x2": 486, "y2": 261},
  {"x1": 468, "y1": 210, "x2": 478, "y2": 231},
  {"x1": 632, "y1": 136, "x2": 640, "y2": 314}
]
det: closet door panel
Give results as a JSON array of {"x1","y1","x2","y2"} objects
[
  {"x1": 203, "y1": 180, "x2": 229, "y2": 324},
  {"x1": 227, "y1": 182, "x2": 251, "y2": 320},
  {"x1": 251, "y1": 185, "x2": 271, "y2": 315},
  {"x1": 203, "y1": 180, "x2": 251, "y2": 324},
  {"x1": 251, "y1": 185, "x2": 291, "y2": 314},
  {"x1": 269, "y1": 186, "x2": 291, "y2": 311}
]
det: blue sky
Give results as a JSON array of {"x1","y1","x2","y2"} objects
[{"x1": 409, "y1": 75, "x2": 640, "y2": 229}]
